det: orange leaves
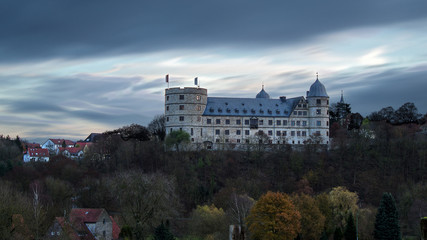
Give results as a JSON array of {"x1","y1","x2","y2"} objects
[{"x1": 247, "y1": 191, "x2": 301, "y2": 240}]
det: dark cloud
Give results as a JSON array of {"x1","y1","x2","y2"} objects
[{"x1": 1, "y1": 0, "x2": 426, "y2": 62}]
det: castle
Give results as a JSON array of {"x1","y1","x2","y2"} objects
[{"x1": 165, "y1": 76, "x2": 330, "y2": 149}]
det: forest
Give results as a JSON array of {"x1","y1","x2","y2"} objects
[{"x1": 0, "y1": 102, "x2": 427, "y2": 240}]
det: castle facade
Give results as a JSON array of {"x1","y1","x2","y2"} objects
[{"x1": 165, "y1": 77, "x2": 329, "y2": 149}]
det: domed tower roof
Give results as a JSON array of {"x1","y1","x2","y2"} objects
[
  {"x1": 256, "y1": 85, "x2": 270, "y2": 99},
  {"x1": 307, "y1": 74, "x2": 328, "y2": 97}
]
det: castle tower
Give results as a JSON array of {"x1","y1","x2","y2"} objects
[
  {"x1": 165, "y1": 87, "x2": 207, "y2": 142},
  {"x1": 306, "y1": 74, "x2": 330, "y2": 144}
]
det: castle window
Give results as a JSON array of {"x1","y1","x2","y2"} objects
[
  {"x1": 201, "y1": 129, "x2": 203, "y2": 136},
  {"x1": 166, "y1": 117, "x2": 169, "y2": 122},
  {"x1": 250, "y1": 117, "x2": 258, "y2": 129},
  {"x1": 327, "y1": 131, "x2": 329, "y2": 136},
  {"x1": 303, "y1": 111, "x2": 307, "y2": 116},
  {"x1": 297, "y1": 131, "x2": 301, "y2": 136},
  {"x1": 236, "y1": 119, "x2": 241, "y2": 125},
  {"x1": 268, "y1": 130, "x2": 272, "y2": 136},
  {"x1": 167, "y1": 96, "x2": 169, "y2": 101},
  {"x1": 298, "y1": 111, "x2": 302, "y2": 116},
  {"x1": 303, "y1": 104, "x2": 307, "y2": 108},
  {"x1": 251, "y1": 109, "x2": 256, "y2": 114},
  {"x1": 268, "y1": 109, "x2": 272, "y2": 114},
  {"x1": 291, "y1": 121, "x2": 295, "y2": 126},
  {"x1": 216, "y1": 139, "x2": 220, "y2": 143},
  {"x1": 216, "y1": 119, "x2": 221, "y2": 124},
  {"x1": 197, "y1": 116, "x2": 201, "y2": 121},
  {"x1": 302, "y1": 121, "x2": 307, "y2": 126},
  {"x1": 197, "y1": 105, "x2": 202, "y2": 111},
  {"x1": 179, "y1": 95, "x2": 184, "y2": 100},
  {"x1": 179, "y1": 116, "x2": 184, "y2": 121},
  {"x1": 316, "y1": 99, "x2": 321, "y2": 105},
  {"x1": 259, "y1": 120, "x2": 264, "y2": 125},
  {"x1": 243, "y1": 109, "x2": 247, "y2": 113},
  {"x1": 282, "y1": 131, "x2": 287, "y2": 136},
  {"x1": 196, "y1": 95, "x2": 201, "y2": 101},
  {"x1": 276, "y1": 110, "x2": 280, "y2": 114},
  {"x1": 225, "y1": 130, "x2": 230, "y2": 135},
  {"x1": 236, "y1": 130, "x2": 241, "y2": 135},
  {"x1": 226, "y1": 108, "x2": 231, "y2": 113},
  {"x1": 298, "y1": 104, "x2": 301, "y2": 107},
  {"x1": 326, "y1": 121, "x2": 329, "y2": 126},
  {"x1": 260, "y1": 109, "x2": 264, "y2": 114},
  {"x1": 179, "y1": 105, "x2": 184, "y2": 110},
  {"x1": 209, "y1": 108, "x2": 214, "y2": 113},
  {"x1": 268, "y1": 120, "x2": 273, "y2": 125},
  {"x1": 166, "y1": 106, "x2": 169, "y2": 111},
  {"x1": 317, "y1": 121, "x2": 321, "y2": 126},
  {"x1": 291, "y1": 131, "x2": 295, "y2": 136},
  {"x1": 302, "y1": 131, "x2": 307, "y2": 136},
  {"x1": 276, "y1": 131, "x2": 281, "y2": 136},
  {"x1": 191, "y1": 128, "x2": 194, "y2": 136},
  {"x1": 283, "y1": 120, "x2": 288, "y2": 125},
  {"x1": 237, "y1": 139, "x2": 241, "y2": 143},
  {"x1": 297, "y1": 121, "x2": 300, "y2": 126},
  {"x1": 207, "y1": 119, "x2": 212, "y2": 124},
  {"x1": 316, "y1": 109, "x2": 321, "y2": 115},
  {"x1": 218, "y1": 108, "x2": 222, "y2": 112},
  {"x1": 327, "y1": 100, "x2": 329, "y2": 105},
  {"x1": 225, "y1": 119, "x2": 230, "y2": 124},
  {"x1": 245, "y1": 139, "x2": 250, "y2": 143},
  {"x1": 215, "y1": 129, "x2": 220, "y2": 135},
  {"x1": 316, "y1": 131, "x2": 321, "y2": 136},
  {"x1": 245, "y1": 130, "x2": 250, "y2": 135},
  {"x1": 225, "y1": 139, "x2": 229, "y2": 143},
  {"x1": 245, "y1": 120, "x2": 249, "y2": 125},
  {"x1": 235, "y1": 109, "x2": 239, "y2": 113},
  {"x1": 191, "y1": 138, "x2": 194, "y2": 142}
]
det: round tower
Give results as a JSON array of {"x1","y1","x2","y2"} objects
[
  {"x1": 307, "y1": 75, "x2": 330, "y2": 144},
  {"x1": 165, "y1": 87, "x2": 208, "y2": 138}
]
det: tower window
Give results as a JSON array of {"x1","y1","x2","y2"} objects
[
  {"x1": 291, "y1": 131, "x2": 295, "y2": 136},
  {"x1": 268, "y1": 130, "x2": 272, "y2": 136},
  {"x1": 317, "y1": 121, "x2": 321, "y2": 126},
  {"x1": 166, "y1": 106, "x2": 169, "y2": 111},
  {"x1": 196, "y1": 95, "x2": 201, "y2": 101},
  {"x1": 179, "y1": 95, "x2": 184, "y2": 100},
  {"x1": 197, "y1": 105, "x2": 201, "y2": 111},
  {"x1": 297, "y1": 121, "x2": 300, "y2": 126},
  {"x1": 225, "y1": 130, "x2": 230, "y2": 135},
  {"x1": 316, "y1": 99, "x2": 321, "y2": 105},
  {"x1": 268, "y1": 120, "x2": 273, "y2": 125},
  {"x1": 215, "y1": 129, "x2": 220, "y2": 135},
  {"x1": 276, "y1": 131, "x2": 281, "y2": 136},
  {"x1": 166, "y1": 96, "x2": 169, "y2": 101},
  {"x1": 236, "y1": 130, "x2": 241, "y2": 135},
  {"x1": 191, "y1": 128, "x2": 194, "y2": 136},
  {"x1": 245, "y1": 130, "x2": 250, "y2": 135},
  {"x1": 179, "y1": 116, "x2": 184, "y2": 121},
  {"x1": 245, "y1": 120, "x2": 249, "y2": 125},
  {"x1": 216, "y1": 119, "x2": 221, "y2": 124},
  {"x1": 225, "y1": 119, "x2": 230, "y2": 124},
  {"x1": 207, "y1": 119, "x2": 212, "y2": 124},
  {"x1": 276, "y1": 120, "x2": 281, "y2": 125},
  {"x1": 283, "y1": 120, "x2": 288, "y2": 125},
  {"x1": 236, "y1": 119, "x2": 241, "y2": 125},
  {"x1": 316, "y1": 109, "x2": 321, "y2": 115},
  {"x1": 166, "y1": 117, "x2": 169, "y2": 122},
  {"x1": 179, "y1": 105, "x2": 184, "y2": 110}
]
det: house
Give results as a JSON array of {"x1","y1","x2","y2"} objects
[
  {"x1": 46, "y1": 208, "x2": 120, "y2": 240},
  {"x1": 76, "y1": 142, "x2": 93, "y2": 153},
  {"x1": 23, "y1": 148, "x2": 50, "y2": 162},
  {"x1": 42, "y1": 139, "x2": 75, "y2": 153},
  {"x1": 25, "y1": 143, "x2": 41, "y2": 149},
  {"x1": 84, "y1": 133, "x2": 102, "y2": 143},
  {"x1": 61, "y1": 147, "x2": 84, "y2": 160}
]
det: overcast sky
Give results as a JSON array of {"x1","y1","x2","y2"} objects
[{"x1": 1, "y1": 0, "x2": 427, "y2": 142}]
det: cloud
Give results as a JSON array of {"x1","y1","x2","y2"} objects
[{"x1": 1, "y1": 1, "x2": 427, "y2": 63}]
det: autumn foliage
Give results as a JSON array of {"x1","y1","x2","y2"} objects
[{"x1": 247, "y1": 191, "x2": 301, "y2": 240}]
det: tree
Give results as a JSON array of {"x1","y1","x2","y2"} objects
[
  {"x1": 148, "y1": 115, "x2": 166, "y2": 141},
  {"x1": 247, "y1": 191, "x2": 301, "y2": 240},
  {"x1": 344, "y1": 213, "x2": 357, "y2": 240},
  {"x1": 188, "y1": 204, "x2": 227, "y2": 240},
  {"x1": 165, "y1": 130, "x2": 190, "y2": 151},
  {"x1": 111, "y1": 171, "x2": 180, "y2": 239},
  {"x1": 328, "y1": 187, "x2": 359, "y2": 229},
  {"x1": 374, "y1": 193, "x2": 401, "y2": 240},
  {"x1": 291, "y1": 193, "x2": 325, "y2": 240},
  {"x1": 394, "y1": 102, "x2": 422, "y2": 124},
  {"x1": 334, "y1": 227, "x2": 343, "y2": 240},
  {"x1": 154, "y1": 221, "x2": 175, "y2": 240},
  {"x1": 105, "y1": 124, "x2": 151, "y2": 141}
]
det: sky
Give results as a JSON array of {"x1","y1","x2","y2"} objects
[{"x1": 1, "y1": 0, "x2": 427, "y2": 143}]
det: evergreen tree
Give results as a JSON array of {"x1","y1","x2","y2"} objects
[
  {"x1": 154, "y1": 222, "x2": 175, "y2": 240},
  {"x1": 344, "y1": 213, "x2": 357, "y2": 240},
  {"x1": 334, "y1": 227, "x2": 343, "y2": 240},
  {"x1": 374, "y1": 193, "x2": 401, "y2": 240},
  {"x1": 320, "y1": 230, "x2": 328, "y2": 240}
]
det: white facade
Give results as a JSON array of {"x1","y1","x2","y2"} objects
[{"x1": 165, "y1": 78, "x2": 330, "y2": 150}]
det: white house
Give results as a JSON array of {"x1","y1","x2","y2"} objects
[
  {"x1": 42, "y1": 139, "x2": 75, "y2": 152},
  {"x1": 23, "y1": 148, "x2": 50, "y2": 162}
]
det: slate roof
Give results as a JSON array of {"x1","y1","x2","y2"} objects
[
  {"x1": 255, "y1": 88, "x2": 270, "y2": 99},
  {"x1": 203, "y1": 96, "x2": 303, "y2": 117},
  {"x1": 307, "y1": 79, "x2": 328, "y2": 97}
]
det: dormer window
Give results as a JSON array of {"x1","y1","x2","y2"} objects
[
  {"x1": 226, "y1": 108, "x2": 231, "y2": 113},
  {"x1": 268, "y1": 109, "x2": 272, "y2": 114},
  {"x1": 276, "y1": 110, "x2": 280, "y2": 114},
  {"x1": 209, "y1": 108, "x2": 214, "y2": 113},
  {"x1": 235, "y1": 109, "x2": 239, "y2": 113},
  {"x1": 218, "y1": 108, "x2": 222, "y2": 113},
  {"x1": 260, "y1": 109, "x2": 264, "y2": 114},
  {"x1": 243, "y1": 109, "x2": 247, "y2": 113},
  {"x1": 251, "y1": 109, "x2": 255, "y2": 114}
]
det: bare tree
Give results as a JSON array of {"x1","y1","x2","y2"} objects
[{"x1": 148, "y1": 115, "x2": 166, "y2": 141}]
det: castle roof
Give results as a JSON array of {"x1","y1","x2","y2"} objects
[
  {"x1": 307, "y1": 78, "x2": 328, "y2": 97},
  {"x1": 203, "y1": 96, "x2": 303, "y2": 117},
  {"x1": 255, "y1": 87, "x2": 270, "y2": 99}
]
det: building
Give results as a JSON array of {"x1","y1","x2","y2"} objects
[
  {"x1": 23, "y1": 148, "x2": 50, "y2": 162},
  {"x1": 42, "y1": 139, "x2": 75, "y2": 153},
  {"x1": 46, "y1": 208, "x2": 120, "y2": 240},
  {"x1": 165, "y1": 76, "x2": 330, "y2": 149}
]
